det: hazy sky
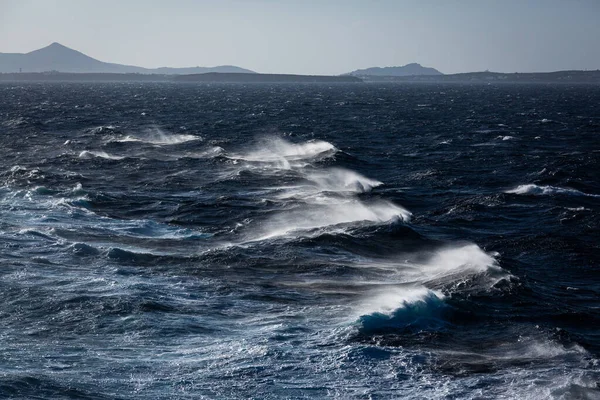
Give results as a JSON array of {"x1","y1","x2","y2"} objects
[{"x1": 1, "y1": 0, "x2": 598, "y2": 75}]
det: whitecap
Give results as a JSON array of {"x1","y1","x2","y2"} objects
[
  {"x1": 506, "y1": 184, "x2": 599, "y2": 197},
  {"x1": 356, "y1": 287, "x2": 448, "y2": 332},
  {"x1": 179, "y1": 146, "x2": 225, "y2": 159},
  {"x1": 228, "y1": 137, "x2": 337, "y2": 168},
  {"x1": 115, "y1": 128, "x2": 201, "y2": 145},
  {"x1": 349, "y1": 244, "x2": 507, "y2": 334},
  {"x1": 356, "y1": 286, "x2": 445, "y2": 318},
  {"x1": 358, "y1": 244, "x2": 505, "y2": 290},
  {"x1": 247, "y1": 199, "x2": 411, "y2": 242},
  {"x1": 497, "y1": 135, "x2": 514, "y2": 141},
  {"x1": 304, "y1": 168, "x2": 382, "y2": 194},
  {"x1": 79, "y1": 150, "x2": 124, "y2": 160}
]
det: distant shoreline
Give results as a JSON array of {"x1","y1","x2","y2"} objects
[
  {"x1": 355, "y1": 70, "x2": 600, "y2": 84},
  {"x1": 0, "y1": 70, "x2": 599, "y2": 84},
  {"x1": 0, "y1": 72, "x2": 362, "y2": 83}
]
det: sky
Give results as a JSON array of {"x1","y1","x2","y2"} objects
[{"x1": 0, "y1": 0, "x2": 599, "y2": 75}]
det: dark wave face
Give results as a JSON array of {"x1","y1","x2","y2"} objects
[{"x1": 0, "y1": 82, "x2": 599, "y2": 399}]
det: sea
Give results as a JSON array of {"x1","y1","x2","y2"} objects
[{"x1": 0, "y1": 82, "x2": 598, "y2": 399}]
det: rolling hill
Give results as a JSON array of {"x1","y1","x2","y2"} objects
[{"x1": 0, "y1": 42, "x2": 255, "y2": 74}]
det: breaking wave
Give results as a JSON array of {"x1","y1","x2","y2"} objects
[
  {"x1": 354, "y1": 244, "x2": 506, "y2": 334},
  {"x1": 78, "y1": 150, "x2": 124, "y2": 160},
  {"x1": 305, "y1": 168, "x2": 382, "y2": 194},
  {"x1": 506, "y1": 184, "x2": 600, "y2": 197},
  {"x1": 358, "y1": 287, "x2": 448, "y2": 333},
  {"x1": 115, "y1": 128, "x2": 201, "y2": 145},
  {"x1": 228, "y1": 137, "x2": 337, "y2": 168},
  {"x1": 248, "y1": 199, "x2": 411, "y2": 242}
]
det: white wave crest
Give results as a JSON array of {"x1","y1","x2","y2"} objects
[
  {"x1": 352, "y1": 244, "x2": 505, "y2": 330},
  {"x1": 116, "y1": 128, "x2": 201, "y2": 145},
  {"x1": 249, "y1": 199, "x2": 411, "y2": 242},
  {"x1": 496, "y1": 135, "x2": 514, "y2": 141},
  {"x1": 180, "y1": 146, "x2": 225, "y2": 159},
  {"x1": 230, "y1": 137, "x2": 337, "y2": 168},
  {"x1": 356, "y1": 286, "x2": 444, "y2": 318},
  {"x1": 305, "y1": 168, "x2": 382, "y2": 194},
  {"x1": 360, "y1": 244, "x2": 504, "y2": 289},
  {"x1": 272, "y1": 168, "x2": 383, "y2": 201},
  {"x1": 418, "y1": 244, "x2": 502, "y2": 285},
  {"x1": 506, "y1": 184, "x2": 599, "y2": 197},
  {"x1": 79, "y1": 150, "x2": 124, "y2": 160}
]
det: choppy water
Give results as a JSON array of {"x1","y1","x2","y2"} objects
[{"x1": 0, "y1": 82, "x2": 599, "y2": 399}]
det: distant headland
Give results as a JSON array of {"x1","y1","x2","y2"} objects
[{"x1": 346, "y1": 63, "x2": 443, "y2": 77}]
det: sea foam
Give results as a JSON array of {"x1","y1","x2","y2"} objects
[
  {"x1": 229, "y1": 137, "x2": 337, "y2": 168},
  {"x1": 116, "y1": 128, "x2": 200, "y2": 145},
  {"x1": 506, "y1": 184, "x2": 599, "y2": 197},
  {"x1": 249, "y1": 199, "x2": 411, "y2": 242}
]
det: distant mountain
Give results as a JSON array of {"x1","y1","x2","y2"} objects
[
  {"x1": 0, "y1": 42, "x2": 255, "y2": 74},
  {"x1": 347, "y1": 63, "x2": 442, "y2": 77}
]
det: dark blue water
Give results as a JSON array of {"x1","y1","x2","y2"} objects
[{"x1": 0, "y1": 82, "x2": 599, "y2": 399}]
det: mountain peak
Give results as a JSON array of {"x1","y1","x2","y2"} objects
[
  {"x1": 0, "y1": 43, "x2": 255, "y2": 74},
  {"x1": 29, "y1": 42, "x2": 79, "y2": 56},
  {"x1": 44, "y1": 42, "x2": 70, "y2": 50}
]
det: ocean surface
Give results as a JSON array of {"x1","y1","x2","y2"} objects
[{"x1": 0, "y1": 82, "x2": 598, "y2": 399}]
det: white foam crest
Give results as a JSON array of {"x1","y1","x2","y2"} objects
[
  {"x1": 187, "y1": 146, "x2": 224, "y2": 158},
  {"x1": 116, "y1": 128, "x2": 201, "y2": 145},
  {"x1": 305, "y1": 168, "x2": 382, "y2": 194},
  {"x1": 230, "y1": 137, "x2": 337, "y2": 166},
  {"x1": 359, "y1": 245, "x2": 504, "y2": 293},
  {"x1": 118, "y1": 135, "x2": 142, "y2": 143},
  {"x1": 348, "y1": 245, "x2": 507, "y2": 334},
  {"x1": 249, "y1": 199, "x2": 411, "y2": 242},
  {"x1": 506, "y1": 184, "x2": 599, "y2": 197},
  {"x1": 499, "y1": 338, "x2": 587, "y2": 360},
  {"x1": 420, "y1": 244, "x2": 500, "y2": 281},
  {"x1": 356, "y1": 286, "x2": 444, "y2": 317},
  {"x1": 79, "y1": 150, "x2": 124, "y2": 160},
  {"x1": 496, "y1": 135, "x2": 515, "y2": 141},
  {"x1": 271, "y1": 168, "x2": 383, "y2": 202}
]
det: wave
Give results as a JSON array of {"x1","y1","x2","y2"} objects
[
  {"x1": 115, "y1": 128, "x2": 201, "y2": 145},
  {"x1": 70, "y1": 242, "x2": 101, "y2": 257},
  {"x1": 305, "y1": 168, "x2": 382, "y2": 194},
  {"x1": 496, "y1": 135, "x2": 515, "y2": 141},
  {"x1": 228, "y1": 137, "x2": 337, "y2": 168},
  {"x1": 113, "y1": 219, "x2": 212, "y2": 240},
  {"x1": 78, "y1": 150, "x2": 124, "y2": 160},
  {"x1": 247, "y1": 199, "x2": 411, "y2": 242},
  {"x1": 179, "y1": 146, "x2": 225, "y2": 159},
  {"x1": 351, "y1": 244, "x2": 506, "y2": 333},
  {"x1": 2, "y1": 117, "x2": 27, "y2": 127},
  {"x1": 86, "y1": 125, "x2": 119, "y2": 135},
  {"x1": 106, "y1": 247, "x2": 162, "y2": 263},
  {"x1": 506, "y1": 184, "x2": 600, "y2": 197},
  {"x1": 357, "y1": 287, "x2": 448, "y2": 333},
  {"x1": 417, "y1": 244, "x2": 504, "y2": 288},
  {"x1": 270, "y1": 168, "x2": 383, "y2": 202},
  {"x1": 352, "y1": 244, "x2": 504, "y2": 290}
]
